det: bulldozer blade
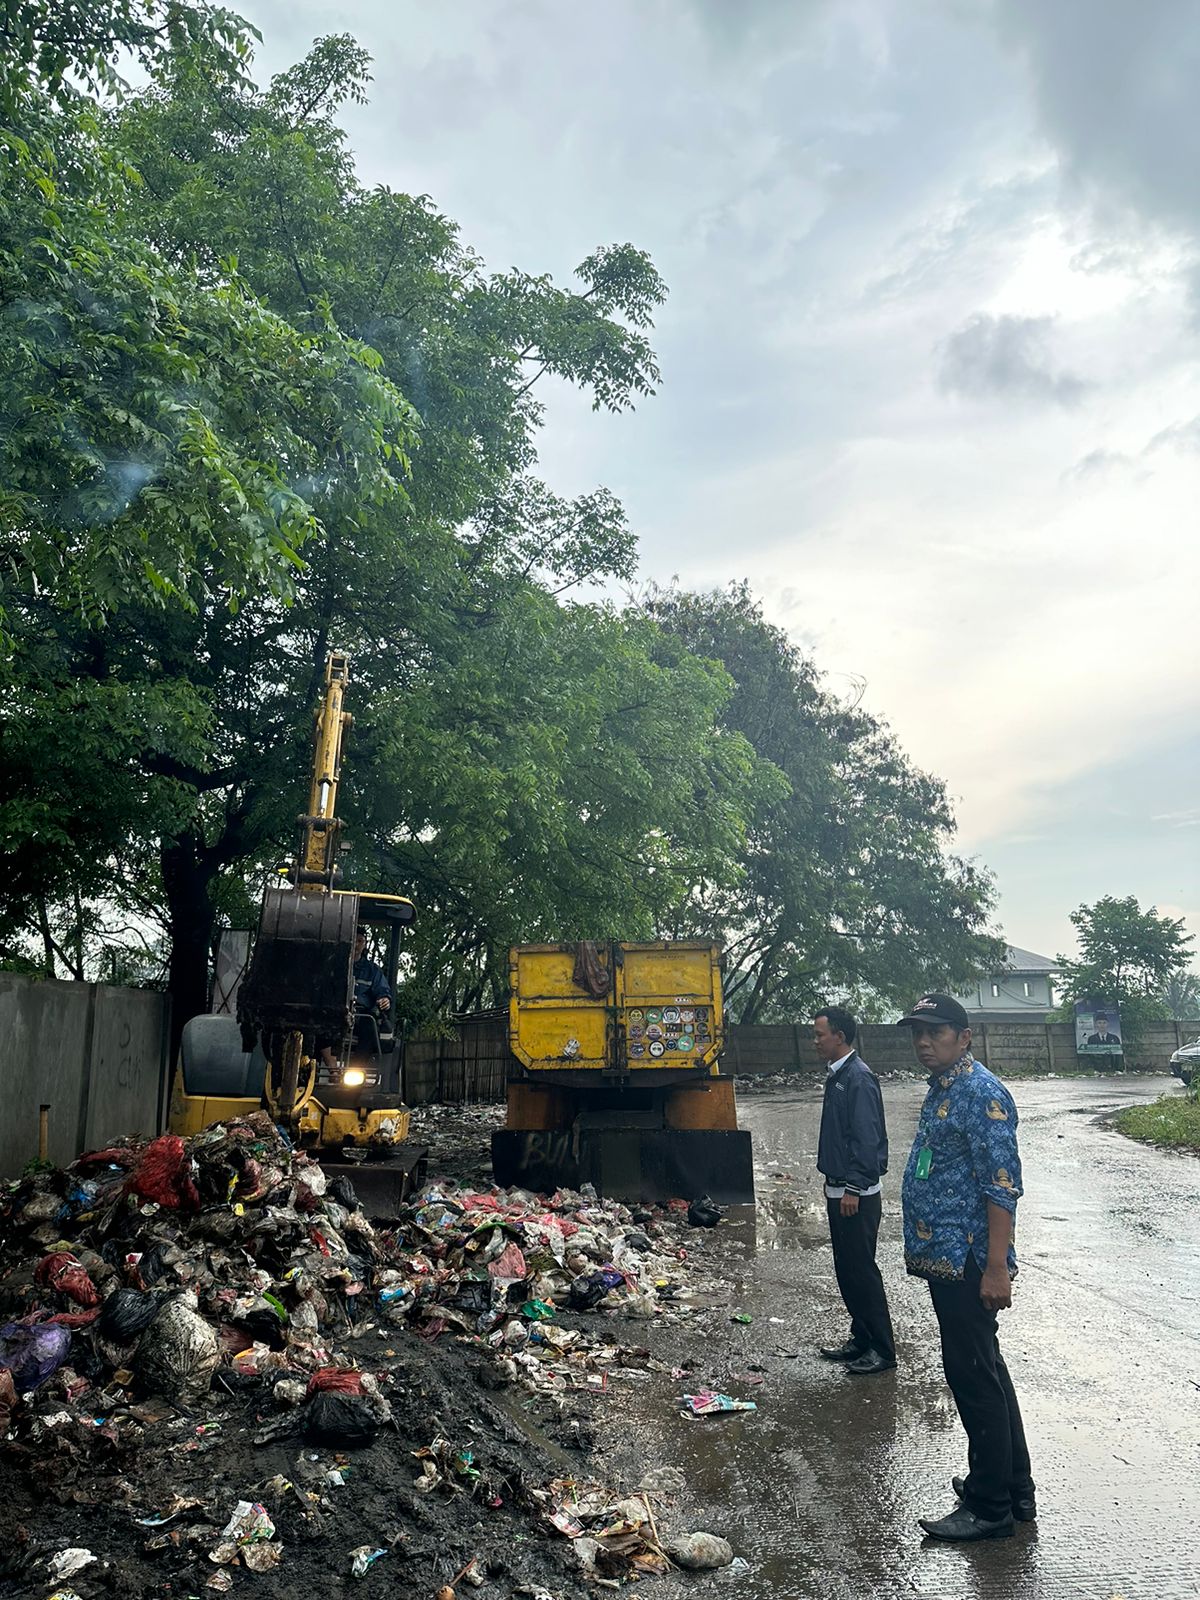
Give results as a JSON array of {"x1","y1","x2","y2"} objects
[
  {"x1": 318, "y1": 1147, "x2": 429, "y2": 1220},
  {"x1": 491, "y1": 1127, "x2": 754, "y2": 1205}
]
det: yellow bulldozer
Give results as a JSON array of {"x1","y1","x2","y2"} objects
[
  {"x1": 493, "y1": 940, "x2": 754, "y2": 1203},
  {"x1": 169, "y1": 651, "x2": 426, "y2": 1205}
]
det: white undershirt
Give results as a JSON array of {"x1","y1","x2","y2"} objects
[{"x1": 823, "y1": 1049, "x2": 882, "y2": 1199}]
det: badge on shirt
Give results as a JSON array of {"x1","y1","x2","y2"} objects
[{"x1": 915, "y1": 1146, "x2": 933, "y2": 1180}]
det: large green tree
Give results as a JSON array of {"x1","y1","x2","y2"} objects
[
  {"x1": 3, "y1": 25, "x2": 765, "y2": 1034},
  {"x1": 1056, "y1": 895, "x2": 1194, "y2": 1034},
  {"x1": 645, "y1": 583, "x2": 1003, "y2": 1022}
]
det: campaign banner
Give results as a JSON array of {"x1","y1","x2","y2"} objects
[{"x1": 1074, "y1": 999, "x2": 1123, "y2": 1054}]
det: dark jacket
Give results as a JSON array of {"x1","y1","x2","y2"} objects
[
  {"x1": 353, "y1": 955, "x2": 390, "y2": 1013},
  {"x1": 817, "y1": 1051, "x2": 889, "y2": 1194}
]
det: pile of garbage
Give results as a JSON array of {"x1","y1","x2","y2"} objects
[{"x1": 0, "y1": 1113, "x2": 736, "y2": 1593}]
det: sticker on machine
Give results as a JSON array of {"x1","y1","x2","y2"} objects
[
  {"x1": 675, "y1": 1037, "x2": 694, "y2": 1052},
  {"x1": 679, "y1": 1008, "x2": 695, "y2": 1023},
  {"x1": 662, "y1": 1007, "x2": 680, "y2": 1024},
  {"x1": 646, "y1": 1009, "x2": 662, "y2": 1024},
  {"x1": 646, "y1": 1024, "x2": 664, "y2": 1039},
  {"x1": 628, "y1": 1009, "x2": 644, "y2": 1023},
  {"x1": 648, "y1": 1040, "x2": 665, "y2": 1058},
  {"x1": 629, "y1": 1043, "x2": 646, "y2": 1058}
]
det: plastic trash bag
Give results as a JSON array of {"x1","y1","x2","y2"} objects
[
  {"x1": 34, "y1": 1253, "x2": 100, "y2": 1308},
  {"x1": 96, "y1": 1288, "x2": 162, "y2": 1344},
  {"x1": 679, "y1": 1391, "x2": 756, "y2": 1416},
  {"x1": 0, "y1": 1320, "x2": 71, "y2": 1391},
  {"x1": 328, "y1": 1175, "x2": 361, "y2": 1211},
  {"x1": 135, "y1": 1295, "x2": 219, "y2": 1404},
  {"x1": 306, "y1": 1366, "x2": 365, "y2": 1397},
  {"x1": 664, "y1": 1531, "x2": 734, "y2": 1569},
  {"x1": 303, "y1": 1387, "x2": 389, "y2": 1447},
  {"x1": 568, "y1": 1273, "x2": 608, "y2": 1311},
  {"x1": 128, "y1": 1135, "x2": 200, "y2": 1210},
  {"x1": 303, "y1": 1392, "x2": 382, "y2": 1446}
]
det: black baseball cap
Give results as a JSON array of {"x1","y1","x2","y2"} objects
[{"x1": 896, "y1": 993, "x2": 970, "y2": 1030}]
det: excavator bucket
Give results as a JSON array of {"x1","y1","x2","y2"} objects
[{"x1": 238, "y1": 886, "x2": 359, "y2": 1045}]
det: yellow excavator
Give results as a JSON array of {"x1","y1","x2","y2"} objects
[{"x1": 169, "y1": 652, "x2": 425, "y2": 1204}]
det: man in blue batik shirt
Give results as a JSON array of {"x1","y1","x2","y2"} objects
[{"x1": 897, "y1": 993, "x2": 1035, "y2": 1543}]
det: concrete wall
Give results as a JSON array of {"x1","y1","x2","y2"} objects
[
  {"x1": 405, "y1": 1015, "x2": 1200, "y2": 1103},
  {"x1": 0, "y1": 975, "x2": 169, "y2": 1178}
]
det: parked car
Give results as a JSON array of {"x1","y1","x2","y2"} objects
[{"x1": 1169, "y1": 1036, "x2": 1200, "y2": 1087}]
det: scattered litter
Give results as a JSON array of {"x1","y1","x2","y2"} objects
[
  {"x1": 47, "y1": 1549, "x2": 96, "y2": 1582},
  {"x1": 680, "y1": 1392, "x2": 758, "y2": 1416},
  {"x1": 349, "y1": 1544, "x2": 387, "y2": 1577},
  {"x1": 0, "y1": 1320, "x2": 71, "y2": 1391},
  {"x1": 687, "y1": 1195, "x2": 722, "y2": 1228},
  {"x1": 665, "y1": 1531, "x2": 736, "y2": 1569},
  {"x1": 0, "y1": 1106, "x2": 732, "y2": 1599},
  {"x1": 219, "y1": 1498, "x2": 276, "y2": 1543},
  {"x1": 730, "y1": 1312, "x2": 754, "y2": 1324}
]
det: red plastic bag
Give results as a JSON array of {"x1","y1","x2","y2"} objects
[
  {"x1": 48, "y1": 1307, "x2": 102, "y2": 1328},
  {"x1": 488, "y1": 1242, "x2": 527, "y2": 1281},
  {"x1": 127, "y1": 1135, "x2": 200, "y2": 1210},
  {"x1": 34, "y1": 1252, "x2": 100, "y2": 1307},
  {"x1": 306, "y1": 1366, "x2": 365, "y2": 1398}
]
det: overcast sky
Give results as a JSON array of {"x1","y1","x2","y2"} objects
[{"x1": 241, "y1": 0, "x2": 1200, "y2": 966}]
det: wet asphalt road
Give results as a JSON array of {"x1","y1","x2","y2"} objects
[{"x1": 625, "y1": 1075, "x2": 1200, "y2": 1600}]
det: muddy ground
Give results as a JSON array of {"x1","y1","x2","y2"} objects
[{"x1": 5, "y1": 1076, "x2": 1199, "y2": 1600}]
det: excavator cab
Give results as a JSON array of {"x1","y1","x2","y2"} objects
[{"x1": 308, "y1": 894, "x2": 416, "y2": 1116}]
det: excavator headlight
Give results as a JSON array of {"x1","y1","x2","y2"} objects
[{"x1": 343, "y1": 1067, "x2": 366, "y2": 1088}]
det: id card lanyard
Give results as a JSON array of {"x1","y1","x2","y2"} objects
[{"x1": 915, "y1": 1102, "x2": 934, "y2": 1179}]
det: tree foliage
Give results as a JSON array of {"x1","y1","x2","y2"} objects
[
  {"x1": 0, "y1": 0, "x2": 255, "y2": 116},
  {"x1": 1160, "y1": 969, "x2": 1200, "y2": 1023},
  {"x1": 1056, "y1": 895, "x2": 1194, "y2": 1034},
  {"x1": 645, "y1": 583, "x2": 1002, "y2": 1021}
]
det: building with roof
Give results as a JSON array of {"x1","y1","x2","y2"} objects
[{"x1": 956, "y1": 945, "x2": 1060, "y2": 1022}]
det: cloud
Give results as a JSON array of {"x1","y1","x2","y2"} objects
[
  {"x1": 937, "y1": 312, "x2": 1089, "y2": 405},
  {"x1": 1152, "y1": 807, "x2": 1200, "y2": 829},
  {"x1": 1064, "y1": 447, "x2": 1134, "y2": 482},
  {"x1": 994, "y1": 0, "x2": 1200, "y2": 235},
  {"x1": 1146, "y1": 415, "x2": 1200, "y2": 454}
]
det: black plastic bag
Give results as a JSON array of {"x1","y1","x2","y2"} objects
[
  {"x1": 138, "y1": 1244, "x2": 178, "y2": 1285},
  {"x1": 97, "y1": 1288, "x2": 161, "y2": 1342},
  {"x1": 328, "y1": 1175, "x2": 361, "y2": 1211},
  {"x1": 236, "y1": 1308, "x2": 288, "y2": 1351},
  {"x1": 568, "y1": 1273, "x2": 608, "y2": 1311},
  {"x1": 687, "y1": 1195, "x2": 722, "y2": 1228},
  {"x1": 302, "y1": 1391, "x2": 384, "y2": 1447}
]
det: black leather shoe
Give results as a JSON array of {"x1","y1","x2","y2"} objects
[
  {"x1": 846, "y1": 1348, "x2": 896, "y2": 1376},
  {"x1": 919, "y1": 1507, "x2": 1014, "y2": 1541},
  {"x1": 818, "y1": 1340, "x2": 864, "y2": 1362},
  {"x1": 952, "y1": 1476, "x2": 1036, "y2": 1521}
]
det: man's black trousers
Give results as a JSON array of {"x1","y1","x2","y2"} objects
[
  {"x1": 826, "y1": 1193, "x2": 895, "y2": 1362},
  {"x1": 927, "y1": 1256, "x2": 1033, "y2": 1521}
]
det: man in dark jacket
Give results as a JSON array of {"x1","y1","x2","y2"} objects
[{"x1": 814, "y1": 1006, "x2": 896, "y2": 1375}]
